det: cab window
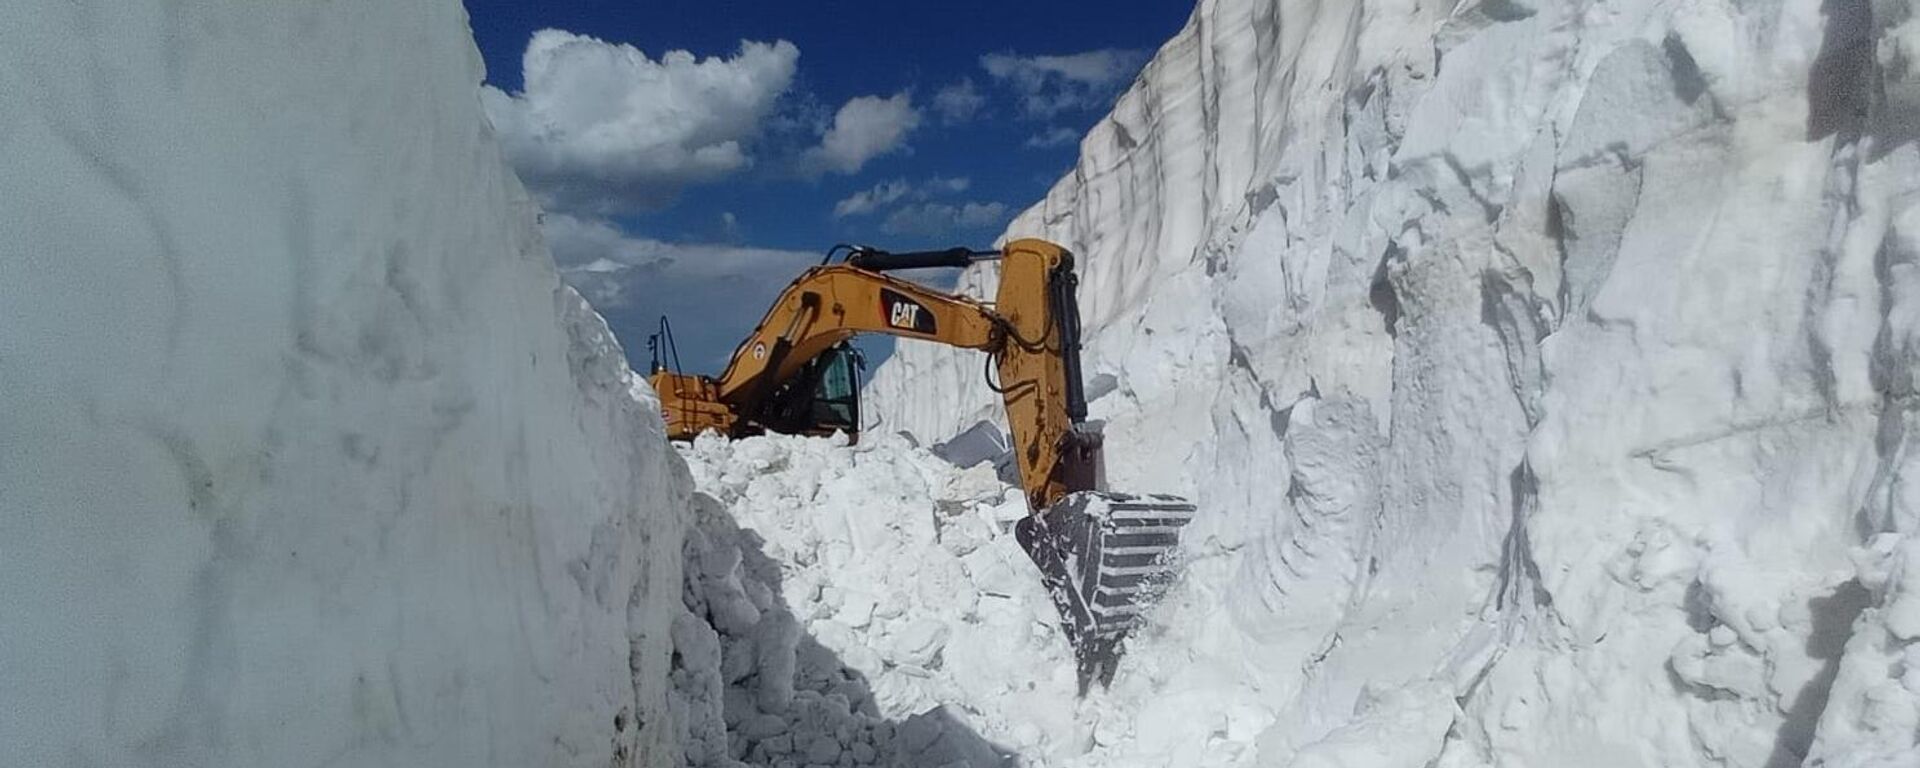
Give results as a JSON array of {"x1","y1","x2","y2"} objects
[{"x1": 811, "y1": 346, "x2": 859, "y2": 429}]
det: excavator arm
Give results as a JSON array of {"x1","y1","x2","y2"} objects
[
  {"x1": 648, "y1": 238, "x2": 1193, "y2": 692},
  {"x1": 806, "y1": 239, "x2": 1096, "y2": 512},
  {"x1": 711, "y1": 264, "x2": 998, "y2": 415},
  {"x1": 661, "y1": 239, "x2": 1095, "y2": 512},
  {"x1": 649, "y1": 265, "x2": 994, "y2": 441}
]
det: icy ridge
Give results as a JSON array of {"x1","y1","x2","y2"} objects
[
  {"x1": 868, "y1": 0, "x2": 1920, "y2": 765},
  {"x1": 0, "y1": 2, "x2": 687, "y2": 765}
]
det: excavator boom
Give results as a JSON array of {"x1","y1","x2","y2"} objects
[{"x1": 648, "y1": 238, "x2": 1194, "y2": 691}]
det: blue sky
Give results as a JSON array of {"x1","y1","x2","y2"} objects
[{"x1": 463, "y1": 0, "x2": 1191, "y2": 370}]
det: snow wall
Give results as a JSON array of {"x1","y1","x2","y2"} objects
[
  {"x1": 868, "y1": 0, "x2": 1920, "y2": 764},
  {"x1": 0, "y1": 2, "x2": 688, "y2": 765}
]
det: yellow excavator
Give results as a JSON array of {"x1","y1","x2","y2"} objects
[{"x1": 647, "y1": 238, "x2": 1193, "y2": 691}]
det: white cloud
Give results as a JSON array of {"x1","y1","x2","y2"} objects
[
  {"x1": 544, "y1": 214, "x2": 821, "y2": 366},
  {"x1": 979, "y1": 48, "x2": 1147, "y2": 118},
  {"x1": 932, "y1": 79, "x2": 986, "y2": 123},
  {"x1": 546, "y1": 214, "x2": 814, "y2": 287},
  {"x1": 802, "y1": 93, "x2": 921, "y2": 175},
  {"x1": 482, "y1": 30, "x2": 799, "y2": 215},
  {"x1": 832, "y1": 176, "x2": 970, "y2": 218},
  {"x1": 880, "y1": 201, "x2": 1011, "y2": 237},
  {"x1": 1024, "y1": 127, "x2": 1081, "y2": 148},
  {"x1": 833, "y1": 180, "x2": 912, "y2": 218}
]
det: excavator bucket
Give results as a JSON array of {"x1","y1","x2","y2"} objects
[{"x1": 1015, "y1": 491, "x2": 1196, "y2": 694}]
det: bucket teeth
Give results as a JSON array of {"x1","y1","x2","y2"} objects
[{"x1": 1015, "y1": 490, "x2": 1196, "y2": 695}]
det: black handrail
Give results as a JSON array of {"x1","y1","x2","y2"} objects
[{"x1": 649, "y1": 315, "x2": 686, "y2": 376}]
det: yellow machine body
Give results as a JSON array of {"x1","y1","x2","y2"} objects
[{"x1": 647, "y1": 238, "x2": 1087, "y2": 512}]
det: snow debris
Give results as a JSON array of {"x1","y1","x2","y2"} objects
[{"x1": 666, "y1": 432, "x2": 1087, "y2": 766}]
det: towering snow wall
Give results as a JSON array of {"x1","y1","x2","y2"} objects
[
  {"x1": 0, "y1": 2, "x2": 687, "y2": 765},
  {"x1": 869, "y1": 0, "x2": 1920, "y2": 764}
]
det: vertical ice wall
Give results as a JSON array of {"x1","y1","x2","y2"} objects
[
  {"x1": 868, "y1": 0, "x2": 1920, "y2": 764},
  {"x1": 0, "y1": 2, "x2": 687, "y2": 766}
]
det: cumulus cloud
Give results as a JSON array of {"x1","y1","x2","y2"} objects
[
  {"x1": 979, "y1": 48, "x2": 1147, "y2": 118},
  {"x1": 932, "y1": 79, "x2": 986, "y2": 124},
  {"x1": 482, "y1": 30, "x2": 799, "y2": 215},
  {"x1": 832, "y1": 176, "x2": 970, "y2": 218},
  {"x1": 544, "y1": 214, "x2": 820, "y2": 366},
  {"x1": 1024, "y1": 127, "x2": 1080, "y2": 149},
  {"x1": 802, "y1": 93, "x2": 921, "y2": 176},
  {"x1": 880, "y1": 202, "x2": 1011, "y2": 237}
]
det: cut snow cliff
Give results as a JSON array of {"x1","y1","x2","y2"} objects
[
  {"x1": 868, "y1": 0, "x2": 1920, "y2": 765},
  {"x1": 0, "y1": 2, "x2": 687, "y2": 766}
]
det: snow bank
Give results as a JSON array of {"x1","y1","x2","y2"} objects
[
  {"x1": 0, "y1": 2, "x2": 686, "y2": 765},
  {"x1": 869, "y1": 0, "x2": 1920, "y2": 764}
]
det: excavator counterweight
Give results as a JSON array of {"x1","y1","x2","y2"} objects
[{"x1": 648, "y1": 238, "x2": 1194, "y2": 692}]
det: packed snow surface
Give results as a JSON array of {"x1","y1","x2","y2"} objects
[
  {"x1": 865, "y1": 0, "x2": 1920, "y2": 765},
  {"x1": 0, "y1": 1, "x2": 686, "y2": 765}
]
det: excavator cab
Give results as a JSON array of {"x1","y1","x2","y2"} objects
[
  {"x1": 649, "y1": 320, "x2": 864, "y2": 441},
  {"x1": 751, "y1": 342, "x2": 863, "y2": 439}
]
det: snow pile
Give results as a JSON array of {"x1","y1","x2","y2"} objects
[
  {"x1": 668, "y1": 432, "x2": 1101, "y2": 766},
  {"x1": 0, "y1": 2, "x2": 686, "y2": 765},
  {"x1": 868, "y1": 0, "x2": 1920, "y2": 765}
]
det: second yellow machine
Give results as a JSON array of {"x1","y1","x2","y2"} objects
[{"x1": 647, "y1": 238, "x2": 1194, "y2": 691}]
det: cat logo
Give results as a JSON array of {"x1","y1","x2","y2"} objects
[
  {"x1": 889, "y1": 302, "x2": 921, "y2": 328},
  {"x1": 880, "y1": 289, "x2": 937, "y2": 334}
]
